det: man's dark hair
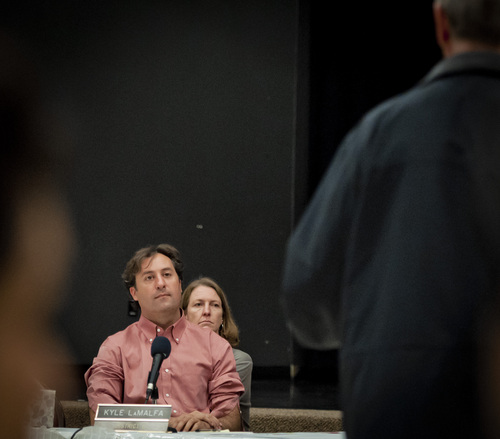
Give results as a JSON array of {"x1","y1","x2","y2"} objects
[{"x1": 121, "y1": 243, "x2": 184, "y2": 289}]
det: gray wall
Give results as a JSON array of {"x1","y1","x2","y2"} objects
[
  {"x1": 1, "y1": 1, "x2": 444, "y2": 396},
  {"x1": 3, "y1": 0, "x2": 299, "y2": 372}
]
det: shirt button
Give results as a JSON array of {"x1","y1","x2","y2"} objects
[
  {"x1": 173, "y1": 410, "x2": 177, "y2": 414},
  {"x1": 149, "y1": 338, "x2": 153, "y2": 343},
  {"x1": 157, "y1": 328, "x2": 161, "y2": 333},
  {"x1": 165, "y1": 369, "x2": 169, "y2": 372},
  {"x1": 175, "y1": 338, "x2": 179, "y2": 342},
  {"x1": 166, "y1": 394, "x2": 170, "y2": 397}
]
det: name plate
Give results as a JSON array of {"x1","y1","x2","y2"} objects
[{"x1": 94, "y1": 403, "x2": 172, "y2": 432}]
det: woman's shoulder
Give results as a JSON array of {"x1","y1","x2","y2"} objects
[{"x1": 232, "y1": 348, "x2": 253, "y2": 364}]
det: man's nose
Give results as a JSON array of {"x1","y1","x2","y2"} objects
[{"x1": 156, "y1": 274, "x2": 166, "y2": 287}]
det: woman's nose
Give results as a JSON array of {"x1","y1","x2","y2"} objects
[{"x1": 202, "y1": 304, "x2": 211, "y2": 314}]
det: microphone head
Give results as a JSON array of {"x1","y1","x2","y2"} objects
[{"x1": 151, "y1": 336, "x2": 171, "y2": 359}]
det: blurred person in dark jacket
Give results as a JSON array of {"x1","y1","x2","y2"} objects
[{"x1": 282, "y1": 0, "x2": 500, "y2": 438}]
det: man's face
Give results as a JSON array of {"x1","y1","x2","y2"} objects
[{"x1": 129, "y1": 253, "x2": 182, "y2": 320}]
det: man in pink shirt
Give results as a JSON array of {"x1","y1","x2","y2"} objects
[{"x1": 85, "y1": 244, "x2": 245, "y2": 431}]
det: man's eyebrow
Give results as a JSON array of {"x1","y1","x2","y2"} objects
[{"x1": 140, "y1": 267, "x2": 173, "y2": 275}]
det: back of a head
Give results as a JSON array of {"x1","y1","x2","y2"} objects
[{"x1": 438, "y1": 0, "x2": 500, "y2": 46}]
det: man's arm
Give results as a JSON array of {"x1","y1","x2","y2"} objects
[
  {"x1": 203, "y1": 334, "x2": 245, "y2": 431},
  {"x1": 281, "y1": 128, "x2": 363, "y2": 351},
  {"x1": 169, "y1": 404, "x2": 242, "y2": 432},
  {"x1": 168, "y1": 410, "x2": 221, "y2": 432},
  {"x1": 84, "y1": 340, "x2": 125, "y2": 421},
  {"x1": 217, "y1": 404, "x2": 242, "y2": 431}
]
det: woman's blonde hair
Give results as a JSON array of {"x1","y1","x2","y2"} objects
[{"x1": 182, "y1": 277, "x2": 240, "y2": 347}]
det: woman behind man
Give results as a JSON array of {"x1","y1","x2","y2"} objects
[{"x1": 182, "y1": 277, "x2": 253, "y2": 431}]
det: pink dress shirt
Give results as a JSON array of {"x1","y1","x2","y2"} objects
[{"x1": 85, "y1": 312, "x2": 244, "y2": 418}]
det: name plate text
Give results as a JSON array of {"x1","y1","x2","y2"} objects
[{"x1": 94, "y1": 403, "x2": 172, "y2": 432}]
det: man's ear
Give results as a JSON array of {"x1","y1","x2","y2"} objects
[
  {"x1": 129, "y1": 286, "x2": 138, "y2": 301},
  {"x1": 433, "y1": 2, "x2": 452, "y2": 57}
]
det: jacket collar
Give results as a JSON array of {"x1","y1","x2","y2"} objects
[{"x1": 422, "y1": 51, "x2": 500, "y2": 84}]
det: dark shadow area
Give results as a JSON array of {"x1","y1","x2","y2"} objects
[
  {"x1": 251, "y1": 353, "x2": 340, "y2": 410},
  {"x1": 252, "y1": 378, "x2": 339, "y2": 410}
]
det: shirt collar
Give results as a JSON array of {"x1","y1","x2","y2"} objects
[
  {"x1": 138, "y1": 310, "x2": 188, "y2": 345},
  {"x1": 422, "y1": 51, "x2": 500, "y2": 85}
]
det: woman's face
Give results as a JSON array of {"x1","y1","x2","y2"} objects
[{"x1": 185, "y1": 285, "x2": 223, "y2": 333}]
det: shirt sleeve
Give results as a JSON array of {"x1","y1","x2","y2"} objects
[
  {"x1": 84, "y1": 338, "x2": 125, "y2": 413},
  {"x1": 207, "y1": 336, "x2": 245, "y2": 418},
  {"x1": 281, "y1": 126, "x2": 363, "y2": 350},
  {"x1": 234, "y1": 349, "x2": 253, "y2": 430}
]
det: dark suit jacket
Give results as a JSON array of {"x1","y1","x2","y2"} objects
[{"x1": 282, "y1": 51, "x2": 500, "y2": 439}]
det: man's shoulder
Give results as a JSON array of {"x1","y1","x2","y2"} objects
[
  {"x1": 362, "y1": 84, "x2": 425, "y2": 127},
  {"x1": 183, "y1": 320, "x2": 232, "y2": 347},
  {"x1": 184, "y1": 319, "x2": 220, "y2": 337},
  {"x1": 101, "y1": 321, "x2": 141, "y2": 345},
  {"x1": 335, "y1": 86, "x2": 420, "y2": 153},
  {"x1": 336, "y1": 81, "x2": 439, "y2": 165},
  {"x1": 183, "y1": 318, "x2": 207, "y2": 333}
]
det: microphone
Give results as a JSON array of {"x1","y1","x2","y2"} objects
[{"x1": 145, "y1": 336, "x2": 172, "y2": 403}]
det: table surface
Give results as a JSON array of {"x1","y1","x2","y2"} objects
[{"x1": 29, "y1": 427, "x2": 346, "y2": 439}]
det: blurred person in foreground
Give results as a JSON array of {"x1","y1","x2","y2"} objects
[
  {"x1": 0, "y1": 34, "x2": 75, "y2": 438},
  {"x1": 182, "y1": 277, "x2": 253, "y2": 431},
  {"x1": 282, "y1": 0, "x2": 500, "y2": 438},
  {"x1": 85, "y1": 244, "x2": 244, "y2": 432}
]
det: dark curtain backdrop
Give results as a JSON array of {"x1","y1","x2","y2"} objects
[
  {"x1": 291, "y1": 0, "x2": 441, "y2": 383},
  {"x1": 0, "y1": 0, "x2": 441, "y2": 399}
]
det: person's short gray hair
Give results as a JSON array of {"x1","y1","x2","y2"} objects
[{"x1": 437, "y1": 0, "x2": 500, "y2": 46}]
